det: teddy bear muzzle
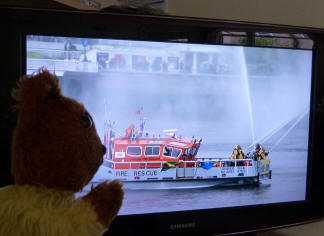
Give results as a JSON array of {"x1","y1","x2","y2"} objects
[{"x1": 102, "y1": 145, "x2": 107, "y2": 155}]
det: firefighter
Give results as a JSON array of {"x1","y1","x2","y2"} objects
[
  {"x1": 231, "y1": 145, "x2": 245, "y2": 160},
  {"x1": 254, "y1": 143, "x2": 268, "y2": 160}
]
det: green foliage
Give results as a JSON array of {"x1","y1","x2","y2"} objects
[
  {"x1": 27, "y1": 51, "x2": 78, "y2": 60},
  {"x1": 255, "y1": 37, "x2": 280, "y2": 47},
  {"x1": 27, "y1": 51, "x2": 43, "y2": 59},
  {"x1": 239, "y1": 37, "x2": 294, "y2": 47}
]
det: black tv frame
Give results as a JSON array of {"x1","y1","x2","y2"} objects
[{"x1": 0, "y1": 6, "x2": 323, "y2": 236}]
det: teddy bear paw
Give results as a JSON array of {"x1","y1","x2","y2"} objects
[{"x1": 83, "y1": 180, "x2": 124, "y2": 227}]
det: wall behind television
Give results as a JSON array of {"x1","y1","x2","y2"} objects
[
  {"x1": 55, "y1": 0, "x2": 324, "y2": 28},
  {"x1": 167, "y1": 0, "x2": 324, "y2": 29}
]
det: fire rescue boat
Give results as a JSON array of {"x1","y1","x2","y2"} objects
[{"x1": 92, "y1": 111, "x2": 272, "y2": 190}]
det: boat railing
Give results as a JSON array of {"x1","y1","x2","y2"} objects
[{"x1": 104, "y1": 158, "x2": 255, "y2": 169}]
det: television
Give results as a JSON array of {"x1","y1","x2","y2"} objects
[{"x1": 1, "y1": 6, "x2": 323, "y2": 236}]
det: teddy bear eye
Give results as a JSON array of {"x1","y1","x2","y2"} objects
[{"x1": 81, "y1": 115, "x2": 93, "y2": 128}]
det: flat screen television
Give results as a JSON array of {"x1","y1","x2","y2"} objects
[{"x1": 1, "y1": 6, "x2": 324, "y2": 236}]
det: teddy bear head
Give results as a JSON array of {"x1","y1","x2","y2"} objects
[{"x1": 11, "y1": 70, "x2": 105, "y2": 192}]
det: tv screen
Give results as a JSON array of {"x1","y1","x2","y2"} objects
[
  {"x1": 1, "y1": 7, "x2": 323, "y2": 236},
  {"x1": 26, "y1": 36, "x2": 312, "y2": 215}
]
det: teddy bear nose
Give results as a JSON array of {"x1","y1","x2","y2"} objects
[{"x1": 102, "y1": 145, "x2": 107, "y2": 154}]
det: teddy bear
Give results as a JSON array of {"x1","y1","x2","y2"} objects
[{"x1": 0, "y1": 70, "x2": 124, "y2": 235}]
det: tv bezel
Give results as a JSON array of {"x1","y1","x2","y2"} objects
[{"x1": 1, "y1": 6, "x2": 323, "y2": 236}]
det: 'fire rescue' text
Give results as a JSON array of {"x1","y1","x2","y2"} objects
[{"x1": 115, "y1": 170, "x2": 158, "y2": 177}]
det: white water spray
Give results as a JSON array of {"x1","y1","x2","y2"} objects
[
  {"x1": 239, "y1": 47, "x2": 255, "y2": 145},
  {"x1": 269, "y1": 109, "x2": 309, "y2": 152},
  {"x1": 244, "y1": 109, "x2": 308, "y2": 153}
]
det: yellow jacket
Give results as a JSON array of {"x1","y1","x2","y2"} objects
[
  {"x1": 255, "y1": 149, "x2": 267, "y2": 160},
  {"x1": 231, "y1": 149, "x2": 245, "y2": 160},
  {"x1": 0, "y1": 185, "x2": 104, "y2": 236}
]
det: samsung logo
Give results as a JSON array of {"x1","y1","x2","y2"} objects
[{"x1": 169, "y1": 222, "x2": 196, "y2": 230}]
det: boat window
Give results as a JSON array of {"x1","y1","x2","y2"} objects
[
  {"x1": 192, "y1": 146, "x2": 199, "y2": 156},
  {"x1": 126, "y1": 146, "x2": 142, "y2": 156},
  {"x1": 163, "y1": 146, "x2": 172, "y2": 156},
  {"x1": 224, "y1": 161, "x2": 235, "y2": 167},
  {"x1": 145, "y1": 146, "x2": 160, "y2": 156},
  {"x1": 171, "y1": 148, "x2": 181, "y2": 158},
  {"x1": 236, "y1": 161, "x2": 245, "y2": 166},
  {"x1": 163, "y1": 146, "x2": 181, "y2": 158},
  {"x1": 184, "y1": 148, "x2": 190, "y2": 156}
]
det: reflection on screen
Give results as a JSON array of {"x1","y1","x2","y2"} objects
[{"x1": 27, "y1": 35, "x2": 312, "y2": 215}]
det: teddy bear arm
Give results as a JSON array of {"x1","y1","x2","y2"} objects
[
  {"x1": 0, "y1": 185, "x2": 106, "y2": 236},
  {"x1": 82, "y1": 180, "x2": 124, "y2": 228}
]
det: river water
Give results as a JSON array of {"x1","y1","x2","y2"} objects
[
  {"x1": 68, "y1": 72, "x2": 310, "y2": 216},
  {"x1": 79, "y1": 115, "x2": 308, "y2": 215},
  {"x1": 116, "y1": 119, "x2": 308, "y2": 215}
]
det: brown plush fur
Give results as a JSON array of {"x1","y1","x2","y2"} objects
[
  {"x1": 84, "y1": 180, "x2": 124, "y2": 226},
  {"x1": 11, "y1": 70, "x2": 123, "y2": 227}
]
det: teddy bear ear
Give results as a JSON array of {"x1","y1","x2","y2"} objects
[{"x1": 12, "y1": 69, "x2": 61, "y2": 107}]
